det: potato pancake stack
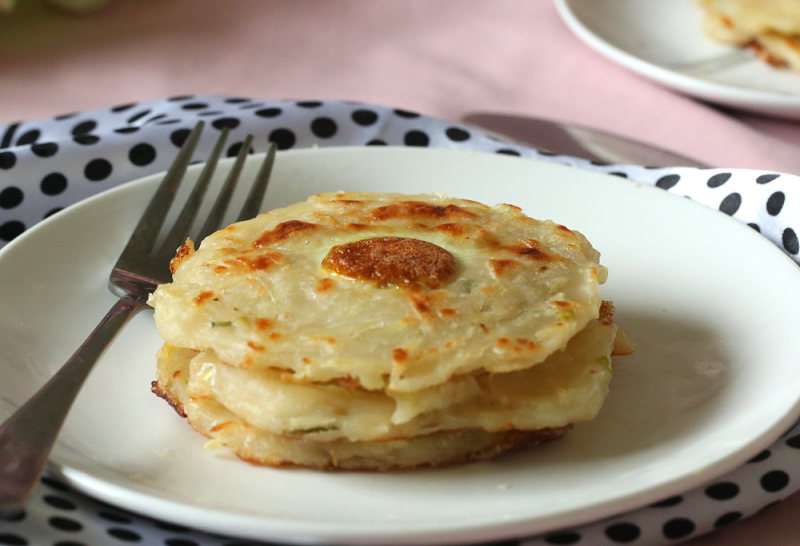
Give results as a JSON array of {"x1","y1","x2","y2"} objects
[
  {"x1": 148, "y1": 192, "x2": 630, "y2": 470},
  {"x1": 696, "y1": 0, "x2": 800, "y2": 71}
]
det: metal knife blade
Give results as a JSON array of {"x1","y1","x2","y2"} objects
[{"x1": 462, "y1": 113, "x2": 708, "y2": 168}]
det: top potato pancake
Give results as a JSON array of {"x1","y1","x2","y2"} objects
[{"x1": 149, "y1": 192, "x2": 606, "y2": 392}]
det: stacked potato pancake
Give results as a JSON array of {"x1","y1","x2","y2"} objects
[
  {"x1": 696, "y1": 0, "x2": 800, "y2": 71},
  {"x1": 148, "y1": 192, "x2": 631, "y2": 470}
]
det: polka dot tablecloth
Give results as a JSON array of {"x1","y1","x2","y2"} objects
[{"x1": 1, "y1": 95, "x2": 799, "y2": 546}]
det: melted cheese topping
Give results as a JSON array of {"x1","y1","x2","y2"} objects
[{"x1": 149, "y1": 192, "x2": 606, "y2": 392}]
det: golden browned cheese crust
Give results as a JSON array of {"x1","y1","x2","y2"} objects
[{"x1": 149, "y1": 192, "x2": 607, "y2": 393}]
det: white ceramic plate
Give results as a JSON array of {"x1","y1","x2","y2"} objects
[
  {"x1": 2, "y1": 147, "x2": 800, "y2": 545},
  {"x1": 556, "y1": 0, "x2": 800, "y2": 119}
]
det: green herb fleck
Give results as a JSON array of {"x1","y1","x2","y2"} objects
[{"x1": 210, "y1": 321, "x2": 233, "y2": 328}]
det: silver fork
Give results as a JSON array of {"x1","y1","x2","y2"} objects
[{"x1": 0, "y1": 122, "x2": 276, "y2": 514}]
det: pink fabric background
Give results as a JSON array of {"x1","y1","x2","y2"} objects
[
  {"x1": 0, "y1": 0, "x2": 798, "y2": 173},
  {"x1": 2, "y1": 1, "x2": 800, "y2": 544}
]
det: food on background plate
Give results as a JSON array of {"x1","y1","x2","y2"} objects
[
  {"x1": 695, "y1": 0, "x2": 800, "y2": 71},
  {"x1": 148, "y1": 192, "x2": 633, "y2": 470}
]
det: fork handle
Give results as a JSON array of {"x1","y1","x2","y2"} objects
[{"x1": 0, "y1": 295, "x2": 146, "y2": 514}]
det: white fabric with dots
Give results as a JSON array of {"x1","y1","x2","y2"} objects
[{"x1": 0, "y1": 95, "x2": 799, "y2": 546}]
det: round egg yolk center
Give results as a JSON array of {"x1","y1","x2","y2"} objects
[{"x1": 321, "y1": 237, "x2": 455, "y2": 289}]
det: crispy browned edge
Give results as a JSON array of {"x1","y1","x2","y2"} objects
[{"x1": 150, "y1": 378, "x2": 570, "y2": 471}]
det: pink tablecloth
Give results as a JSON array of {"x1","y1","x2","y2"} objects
[
  {"x1": 0, "y1": 0, "x2": 798, "y2": 174},
  {"x1": 1, "y1": 1, "x2": 799, "y2": 545}
]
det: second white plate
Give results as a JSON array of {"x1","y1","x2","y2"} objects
[
  {"x1": 556, "y1": 0, "x2": 800, "y2": 119},
  {"x1": 2, "y1": 147, "x2": 800, "y2": 544}
]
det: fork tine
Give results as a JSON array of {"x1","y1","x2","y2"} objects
[
  {"x1": 236, "y1": 142, "x2": 275, "y2": 222},
  {"x1": 158, "y1": 127, "x2": 230, "y2": 257},
  {"x1": 195, "y1": 135, "x2": 254, "y2": 242},
  {"x1": 118, "y1": 122, "x2": 204, "y2": 258}
]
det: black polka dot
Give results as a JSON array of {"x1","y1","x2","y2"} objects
[
  {"x1": 198, "y1": 110, "x2": 224, "y2": 118},
  {"x1": 41, "y1": 476, "x2": 70, "y2": 491},
  {"x1": 40, "y1": 172, "x2": 68, "y2": 197},
  {"x1": 749, "y1": 449, "x2": 772, "y2": 462},
  {"x1": 54, "y1": 111, "x2": 78, "y2": 120},
  {"x1": 129, "y1": 143, "x2": 157, "y2": 166},
  {"x1": 170, "y1": 128, "x2": 191, "y2": 147},
  {"x1": 127, "y1": 110, "x2": 151, "y2": 124},
  {"x1": 225, "y1": 142, "x2": 253, "y2": 158},
  {"x1": 0, "y1": 534, "x2": 27, "y2": 545},
  {"x1": 111, "y1": 102, "x2": 136, "y2": 112},
  {"x1": 705, "y1": 482, "x2": 740, "y2": 500},
  {"x1": 786, "y1": 435, "x2": 800, "y2": 448},
  {"x1": 269, "y1": 128, "x2": 296, "y2": 150},
  {"x1": 366, "y1": 139, "x2": 387, "y2": 146},
  {"x1": 43, "y1": 494, "x2": 76, "y2": 510},
  {"x1": 543, "y1": 531, "x2": 581, "y2": 544},
  {"x1": 153, "y1": 520, "x2": 191, "y2": 532},
  {"x1": 224, "y1": 97, "x2": 249, "y2": 104},
  {"x1": 0, "y1": 220, "x2": 24, "y2": 241},
  {"x1": 114, "y1": 127, "x2": 140, "y2": 135},
  {"x1": 0, "y1": 151, "x2": 16, "y2": 169},
  {"x1": 761, "y1": 470, "x2": 789, "y2": 492},
  {"x1": 16, "y1": 129, "x2": 40, "y2": 145},
  {"x1": 757, "y1": 173, "x2": 780, "y2": 184},
  {"x1": 604, "y1": 522, "x2": 641, "y2": 542},
  {"x1": 212, "y1": 117, "x2": 240, "y2": 130},
  {"x1": 31, "y1": 142, "x2": 58, "y2": 158},
  {"x1": 164, "y1": 539, "x2": 199, "y2": 546},
  {"x1": 496, "y1": 148, "x2": 521, "y2": 156},
  {"x1": 707, "y1": 172, "x2": 731, "y2": 188},
  {"x1": 98, "y1": 510, "x2": 132, "y2": 523},
  {"x1": 394, "y1": 108, "x2": 420, "y2": 118},
  {"x1": 719, "y1": 193, "x2": 741, "y2": 215},
  {"x1": 404, "y1": 130, "x2": 429, "y2": 147},
  {"x1": 655, "y1": 174, "x2": 680, "y2": 189},
  {"x1": 352, "y1": 109, "x2": 378, "y2": 126},
  {"x1": 311, "y1": 117, "x2": 337, "y2": 138},
  {"x1": 0, "y1": 509, "x2": 25, "y2": 522},
  {"x1": 609, "y1": 172, "x2": 628, "y2": 178},
  {"x1": 255, "y1": 107, "x2": 282, "y2": 118},
  {"x1": 48, "y1": 516, "x2": 83, "y2": 531},
  {"x1": 662, "y1": 518, "x2": 695, "y2": 539},
  {"x1": 148, "y1": 113, "x2": 167, "y2": 122},
  {"x1": 106, "y1": 528, "x2": 141, "y2": 542},
  {"x1": 650, "y1": 495, "x2": 683, "y2": 507},
  {"x1": 714, "y1": 511, "x2": 741, "y2": 528},
  {"x1": 0, "y1": 187, "x2": 23, "y2": 209},
  {"x1": 168, "y1": 95, "x2": 194, "y2": 102},
  {"x1": 156, "y1": 119, "x2": 181, "y2": 125},
  {"x1": 590, "y1": 160, "x2": 611, "y2": 166},
  {"x1": 783, "y1": 228, "x2": 799, "y2": 255},
  {"x1": 181, "y1": 102, "x2": 208, "y2": 111},
  {"x1": 445, "y1": 127, "x2": 470, "y2": 142},
  {"x1": 766, "y1": 192, "x2": 785, "y2": 216},
  {"x1": 71, "y1": 120, "x2": 97, "y2": 135},
  {"x1": 748, "y1": 223, "x2": 761, "y2": 232},
  {"x1": 297, "y1": 100, "x2": 323, "y2": 108},
  {"x1": 44, "y1": 207, "x2": 62, "y2": 218},
  {"x1": 84, "y1": 158, "x2": 113, "y2": 181},
  {"x1": 73, "y1": 134, "x2": 100, "y2": 145}
]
